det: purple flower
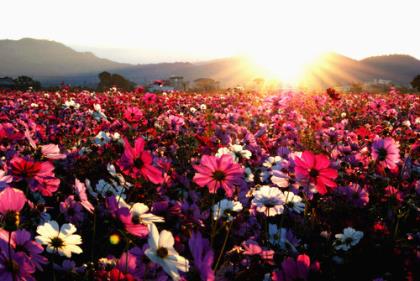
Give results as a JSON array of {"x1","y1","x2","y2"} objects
[
  {"x1": 12, "y1": 230, "x2": 48, "y2": 271},
  {"x1": 0, "y1": 239, "x2": 35, "y2": 281},
  {"x1": 188, "y1": 231, "x2": 215, "y2": 281}
]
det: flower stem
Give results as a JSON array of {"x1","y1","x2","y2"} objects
[{"x1": 214, "y1": 220, "x2": 233, "y2": 271}]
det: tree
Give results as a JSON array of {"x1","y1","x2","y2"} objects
[
  {"x1": 14, "y1": 76, "x2": 41, "y2": 90},
  {"x1": 410, "y1": 74, "x2": 420, "y2": 91},
  {"x1": 193, "y1": 78, "x2": 219, "y2": 92},
  {"x1": 97, "y1": 72, "x2": 135, "y2": 91}
]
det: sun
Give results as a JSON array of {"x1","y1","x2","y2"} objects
[{"x1": 246, "y1": 45, "x2": 324, "y2": 85}]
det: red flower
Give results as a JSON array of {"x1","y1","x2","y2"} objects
[
  {"x1": 295, "y1": 151, "x2": 338, "y2": 195},
  {"x1": 123, "y1": 107, "x2": 143, "y2": 123},
  {"x1": 10, "y1": 157, "x2": 60, "y2": 196},
  {"x1": 193, "y1": 154, "x2": 244, "y2": 197},
  {"x1": 117, "y1": 137, "x2": 163, "y2": 184}
]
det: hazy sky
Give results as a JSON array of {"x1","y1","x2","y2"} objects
[{"x1": 1, "y1": 0, "x2": 419, "y2": 63}]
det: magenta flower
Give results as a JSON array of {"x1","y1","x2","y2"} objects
[
  {"x1": 371, "y1": 137, "x2": 400, "y2": 169},
  {"x1": 294, "y1": 151, "x2": 338, "y2": 195},
  {"x1": 272, "y1": 254, "x2": 312, "y2": 281},
  {"x1": 117, "y1": 137, "x2": 163, "y2": 184},
  {"x1": 193, "y1": 154, "x2": 244, "y2": 197}
]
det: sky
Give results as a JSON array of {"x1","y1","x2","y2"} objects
[{"x1": 1, "y1": 0, "x2": 419, "y2": 64}]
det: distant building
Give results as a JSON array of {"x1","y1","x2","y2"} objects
[{"x1": 0, "y1": 77, "x2": 15, "y2": 89}]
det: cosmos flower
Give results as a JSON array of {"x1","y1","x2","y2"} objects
[
  {"x1": 145, "y1": 223, "x2": 189, "y2": 280},
  {"x1": 40, "y1": 144, "x2": 66, "y2": 160},
  {"x1": 117, "y1": 201, "x2": 164, "y2": 237},
  {"x1": 294, "y1": 151, "x2": 338, "y2": 195},
  {"x1": 188, "y1": 231, "x2": 215, "y2": 281},
  {"x1": 0, "y1": 240, "x2": 35, "y2": 281},
  {"x1": 212, "y1": 199, "x2": 243, "y2": 221},
  {"x1": 9, "y1": 230, "x2": 48, "y2": 271},
  {"x1": 251, "y1": 185, "x2": 286, "y2": 216},
  {"x1": 193, "y1": 154, "x2": 244, "y2": 197},
  {"x1": 272, "y1": 254, "x2": 313, "y2": 281},
  {"x1": 123, "y1": 106, "x2": 143, "y2": 123},
  {"x1": 334, "y1": 227, "x2": 363, "y2": 251},
  {"x1": 283, "y1": 191, "x2": 305, "y2": 213},
  {"x1": 371, "y1": 137, "x2": 400, "y2": 169},
  {"x1": 0, "y1": 187, "x2": 27, "y2": 231},
  {"x1": 35, "y1": 220, "x2": 83, "y2": 258},
  {"x1": 117, "y1": 137, "x2": 163, "y2": 184},
  {"x1": 215, "y1": 144, "x2": 252, "y2": 162},
  {"x1": 10, "y1": 157, "x2": 60, "y2": 196},
  {"x1": 0, "y1": 170, "x2": 13, "y2": 191}
]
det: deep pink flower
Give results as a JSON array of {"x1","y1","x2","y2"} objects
[
  {"x1": 295, "y1": 151, "x2": 338, "y2": 195},
  {"x1": 372, "y1": 137, "x2": 400, "y2": 169},
  {"x1": 117, "y1": 137, "x2": 163, "y2": 184},
  {"x1": 117, "y1": 208, "x2": 149, "y2": 238},
  {"x1": 193, "y1": 154, "x2": 244, "y2": 197},
  {"x1": 123, "y1": 107, "x2": 143, "y2": 123}
]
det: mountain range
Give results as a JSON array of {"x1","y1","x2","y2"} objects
[{"x1": 1, "y1": 38, "x2": 419, "y2": 88}]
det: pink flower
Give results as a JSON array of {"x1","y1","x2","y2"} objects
[
  {"x1": 193, "y1": 154, "x2": 244, "y2": 197},
  {"x1": 41, "y1": 144, "x2": 66, "y2": 160},
  {"x1": 0, "y1": 170, "x2": 13, "y2": 191},
  {"x1": 0, "y1": 187, "x2": 27, "y2": 215},
  {"x1": 117, "y1": 137, "x2": 163, "y2": 184},
  {"x1": 74, "y1": 179, "x2": 94, "y2": 213},
  {"x1": 295, "y1": 151, "x2": 338, "y2": 195},
  {"x1": 372, "y1": 137, "x2": 400, "y2": 169}
]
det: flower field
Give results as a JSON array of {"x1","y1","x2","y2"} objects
[{"x1": 0, "y1": 88, "x2": 418, "y2": 281}]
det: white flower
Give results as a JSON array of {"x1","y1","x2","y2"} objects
[
  {"x1": 251, "y1": 185, "x2": 286, "y2": 216},
  {"x1": 93, "y1": 131, "x2": 111, "y2": 146},
  {"x1": 245, "y1": 167, "x2": 254, "y2": 182},
  {"x1": 145, "y1": 224, "x2": 189, "y2": 281},
  {"x1": 230, "y1": 144, "x2": 252, "y2": 160},
  {"x1": 190, "y1": 107, "x2": 197, "y2": 113},
  {"x1": 283, "y1": 191, "x2": 305, "y2": 213},
  {"x1": 63, "y1": 99, "x2": 80, "y2": 109},
  {"x1": 31, "y1": 103, "x2": 39, "y2": 108},
  {"x1": 95, "y1": 179, "x2": 127, "y2": 199},
  {"x1": 334, "y1": 227, "x2": 364, "y2": 251},
  {"x1": 112, "y1": 132, "x2": 121, "y2": 140},
  {"x1": 262, "y1": 156, "x2": 282, "y2": 168},
  {"x1": 216, "y1": 145, "x2": 252, "y2": 162},
  {"x1": 270, "y1": 170, "x2": 289, "y2": 188},
  {"x1": 200, "y1": 104, "x2": 207, "y2": 110},
  {"x1": 215, "y1": 147, "x2": 231, "y2": 158},
  {"x1": 35, "y1": 220, "x2": 82, "y2": 258},
  {"x1": 212, "y1": 199, "x2": 243, "y2": 221},
  {"x1": 92, "y1": 104, "x2": 107, "y2": 120},
  {"x1": 119, "y1": 201, "x2": 164, "y2": 225},
  {"x1": 402, "y1": 120, "x2": 411, "y2": 127}
]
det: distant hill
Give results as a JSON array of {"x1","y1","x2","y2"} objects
[
  {"x1": 0, "y1": 38, "x2": 131, "y2": 77},
  {"x1": 0, "y1": 38, "x2": 419, "y2": 88}
]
